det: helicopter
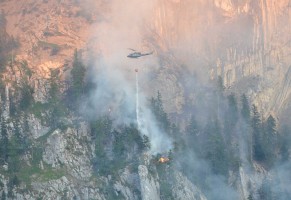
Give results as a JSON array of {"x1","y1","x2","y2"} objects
[{"x1": 127, "y1": 48, "x2": 153, "y2": 58}]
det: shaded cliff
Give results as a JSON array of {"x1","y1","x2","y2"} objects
[{"x1": 0, "y1": 1, "x2": 290, "y2": 200}]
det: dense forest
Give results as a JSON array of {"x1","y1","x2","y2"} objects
[{"x1": 0, "y1": 46, "x2": 290, "y2": 199}]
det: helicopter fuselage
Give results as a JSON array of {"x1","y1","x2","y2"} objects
[{"x1": 127, "y1": 51, "x2": 153, "y2": 58}]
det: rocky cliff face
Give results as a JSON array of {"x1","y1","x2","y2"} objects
[
  {"x1": 172, "y1": 170, "x2": 207, "y2": 200},
  {"x1": 147, "y1": 0, "x2": 291, "y2": 117},
  {"x1": 138, "y1": 165, "x2": 160, "y2": 200},
  {"x1": 0, "y1": 0, "x2": 290, "y2": 199},
  {"x1": 1, "y1": 0, "x2": 291, "y2": 116}
]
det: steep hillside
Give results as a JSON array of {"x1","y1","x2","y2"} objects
[
  {"x1": 0, "y1": 1, "x2": 290, "y2": 200},
  {"x1": 0, "y1": 0, "x2": 100, "y2": 77},
  {"x1": 1, "y1": 0, "x2": 291, "y2": 116},
  {"x1": 147, "y1": 0, "x2": 291, "y2": 117}
]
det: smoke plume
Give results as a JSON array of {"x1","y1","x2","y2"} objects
[
  {"x1": 82, "y1": 0, "x2": 172, "y2": 154},
  {"x1": 80, "y1": 0, "x2": 291, "y2": 199}
]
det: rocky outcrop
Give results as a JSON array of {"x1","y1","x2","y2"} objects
[
  {"x1": 114, "y1": 181, "x2": 137, "y2": 200},
  {"x1": 233, "y1": 165, "x2": 269, "y2": 200},
  {"x1": 150, "y1": 68, "x2": 185, "y2": 114},
  {"x1": 172, "y1": 171, "x2": 207, "y2": 200},
  {"x1": 28, "y1": 114, "x2": 49, "y2": 139},
  {"x1": 2, "y1": 85, "x2": 10, "y2": 122},
  {"x1": 7, "y1": 176, "x2": 107, "y2": 200},
  {"x1": 43, "y1": 124, "x2": 93, "y2": 180},
  {"x1": 31, "y1": 176, "x2": 106, "y2": 200},
  {"x1": 138, "y1": 165, "x2": 160, "y2": 200},
  {"x1": 114, "y1": 167, "x2": 141, "y2": 200}
]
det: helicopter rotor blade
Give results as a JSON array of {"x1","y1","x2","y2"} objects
[{"x1": 128, "y1": 48, "x2": 137, "y2": 51}]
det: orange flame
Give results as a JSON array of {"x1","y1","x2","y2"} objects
[{"x1": 158, "y1": 157, "x2": 170, "y2": 163}]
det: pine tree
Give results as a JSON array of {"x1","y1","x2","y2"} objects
[
  {"x1": 241, "y1": 94, "x2": 251, "y2": 122},
  {"x1": 150, "y1": 91, "x2": 170, "y2": 131},
  {"x1": 251, "y1": 105, "x2": 265, "y2": 162},
  {"x1": 186, "y1": 115, "x2": 200, "y2": 154},
  {"x1": 217, "y1": 76, "x2": 225, "y2": 95},
  {"x1": 224, "y1": 93, "x2": 238, "y2": 143},
  {"x1": 227, "y1": 93, "x2": 238, "y2": 124},
  {"x1": 0, "y1": 119, "x2": 9, "y2": 164},
  {"x1": 240, "y1": 94, "x2": 252, "y2": 161},
  {"x1": 187, "y1": 115, "x2": 199, "y2": 136},
  {"x1": 9, "y1": 91, "x2": 17, "y2": 117},
  {"x1": 259, "y1": 180, "x2": 273, "y2": 200},
  {"x1": 279, "y1": 125, "x2": 290, "y2": 162},
  {"x1": 71, "y1": 49, "x2": 86, "y2": 100},
  {"x1": 204, "y1": 116, "x2": 228, "y2": 175},
  {"x1": 263, "y1": 115, "x2": 277, "y2": 167},
  {"x1": 265, "y1": 115, "x2": 276, "y2": 136},
  {"x1": 19, "y1": 80, "x2": 34, "y2": 110},
  {"x1": 222, "y1": 94, "x2": 240, "y2": 170},
  {"x1": 91, "y1": 117, "x2": 112, "y2": 155},
  {"x1": 48, "y1": 69, "x2": 65, "y2": 128},
  {"x1": 247, "y1": 193, "x2": 254, "y2": 200},
  {"x1": 142, "y1": 135, "x2": 151, "y2": 150},
  {"x1": 48, "y1": 69, "x2": 60, "y2": 104},
  {"x1": 1, "y1": 192, "x2": 6, "y2": 200},
  {"x1": 91, "y1": 116, "x2": 113, "y2": 175}
]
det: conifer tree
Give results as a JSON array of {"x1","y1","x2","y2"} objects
[
  {"x1": 259, "y1": 180, "x2": 273, "y2": 200},
  {"x1": 71, "y1": 49, "x2": 86, "y2": 100},
  {"x1": 217, "y1": 76, "x2": 225, "y2": 95},
  {"x1": 48, "y1": 69, "x2": 65, "y2": 128},
  {"x1": 251, "y1": 105, "x2": 265, "y2": 162},
  {"x1": 1, "y1": 192, "x2": 6, "y2": 200},
  {"x1": 247, "y1": 193, "x2": 254, "y2": 200},
  {"x1": 150, "y1": 91, "x2": 170, "y2": 131},
  {"x1": 279, "y1": 125, "x2": 290, "y2": 162},
  {"x1": 241, "y1": 94, "x2": 251, "y2": 122},
  {"x1": 0, "y1": 119, "x2": 8, "y2": 164},
  {"x1": 227, "y1": 93, "x2": 238, "y2": 125},
  {"x1": 263, "y1": 115, "x2": 277, "y2": 167},
  {"x1": 187, "y1": 115, "x2": 199, "y2": 136},
  {"x1": 9, "y1": 91, "x2": 17, "y2": 117},
  {"x1": 265, "y1": 115, "x2": 277, "y2": 139},
  {"x1": 240, "y1": 94, "x2": 252, "y2": 161},
  {"x1": 186, "y1": 115, "x2": 200, "y2": 154},
  {"x1": 19, "y1": 80, "x2": 34, "y2": 110},
  {"x1": 224, "y1": 93, "x2": 238, "y2": 145},
  {"x1": 142, "y1": 135, "x2": 151, "y2": 150},
  {"x1": 204, "y1": 116, "x2": 228, "y2": 175}
]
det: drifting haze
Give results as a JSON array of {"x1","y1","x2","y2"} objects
[
  {"x1": 80, "y1": 0, "x2": 291, "y2": 199},
  {"x1": 82, "y1": 0, "x2": 173, "y2": 154},
  {"x1": 80, "y1": 1, "x2": 240, "y2": 198}
]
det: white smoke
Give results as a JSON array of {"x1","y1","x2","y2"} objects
[
  {"x1": 82, "y1": 0, "x2": 172, "y2": 154},
  {"x1": 78, "y1": 1, "x2": 291, "y2": 199},
  {"x1": 136, "y1": 70, "x2": 173, "y2": 154}
]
